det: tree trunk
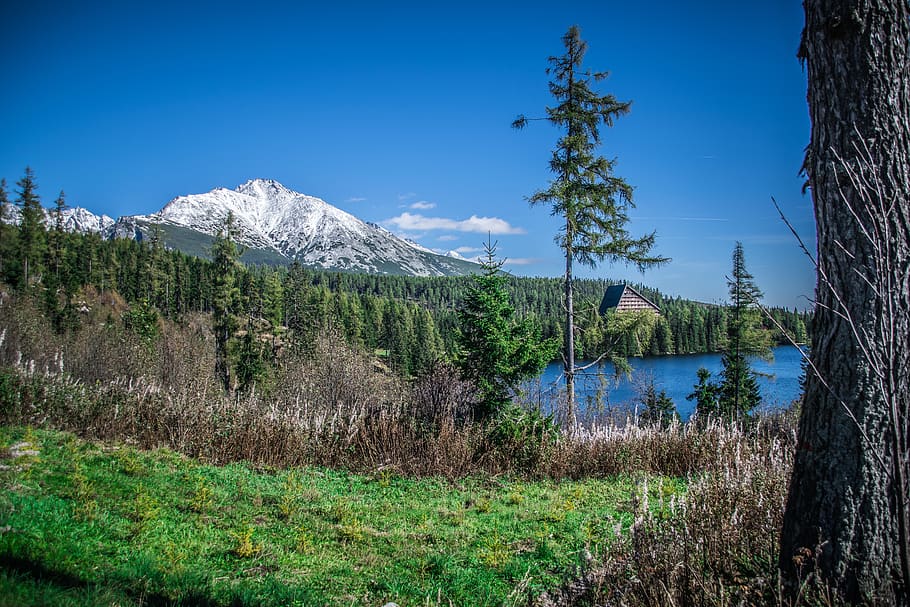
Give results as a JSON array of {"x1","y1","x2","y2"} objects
[
  {"x1": 565, "y1": 218, "x2": 576, "y2": 426},
  {"x1": 780, "y1": 1, "x2": 910, "y2": 605}
]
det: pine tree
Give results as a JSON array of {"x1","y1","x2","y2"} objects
[
  {"x1": 16, "y1": 167, "x2": 46, "y2": 287},
  {"x1": 145, "y1": 226, "x2": 168, "y2": 312},
  {"x1": 639, "y1": 381, "x2": 678, "y2": 428},
  {"x1": 514, "y1": 26, "x2": 667, "y2": 424},
  {"x1": 234, "y1": 318, "x2": 267, "y2": 393},
  {"x1": 211, "y1": 213, "x2": 240, "y2": 393},
  {"x1": 687, "y1": 367, "x2": 721, "y2": 417},
  {"x1": 48, "y1": 190, "x2": 67, "y2": 280},
  {"x1": 454, "y1": 239, "x2": 559, "y2": 420},
  {"x1": 412, "y1": 306, "x2": 441, "y2": 375},
  {"x1": 0, "y1": 178, "x2": 14, "y2": 282},
  {"x1": 0, "y1": 179, "x2": 8, "y2": 224},
  {"x1": 718, "y1": 242, "x2": 772, "y2": 418},
  {"x1": 381, "y1": 301, "x2": 414, "y2": 375},
  {"x1": 261, "y1": 271, "x2": 284, "y2": 355}
]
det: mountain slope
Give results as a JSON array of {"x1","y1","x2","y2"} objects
[
  {"x1": 110, "y1": 179, "x2": 478, "y2": 276},
  {"x1": 1, "y1": 205, "x2": 115, "y2": 234}
]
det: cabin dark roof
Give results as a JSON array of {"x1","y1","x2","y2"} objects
[{"x1": 598, "y1": 284, "x2": 660, "y2": 315}]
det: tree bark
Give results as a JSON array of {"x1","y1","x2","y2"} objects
[{"x1": 780, "y1": 1, "x2": 910, "y2": 605}]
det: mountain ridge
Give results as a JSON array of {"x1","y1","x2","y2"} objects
[{"x1": 4, "y1": 179, "x2": 480, "y2": 277}]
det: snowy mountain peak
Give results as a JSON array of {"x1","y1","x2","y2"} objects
[
  {"x1": 0, "y1": 204, "x2": 114, "y2": 234},
  {"x1": 120, "y1": 179, "x2": 478, "y2": 277},
  {"x1": 235, "y1": 178, "x2": 296, "y2": 199}
]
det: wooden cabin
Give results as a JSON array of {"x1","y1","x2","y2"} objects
[{"x1": 598, "y1": 284, "x2": 660, "y2": 316}]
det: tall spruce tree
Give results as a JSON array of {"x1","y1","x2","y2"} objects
[
  {"x1": 780, "y1": 1, "x2": 910, "y2": 603},
  {"x1": 514, "y1": 25, "x2": 667, "y2": 423},
  {"x1": 16, "y1": 167, "x2": 46, "y2": 287},
  {"x1": 718, "y1": 242, "x2": 771, "y2": 418},
  {"x1": 0, "y1": 179, "x2": 8, "y2": 224},
  {"x1": 211, "y1": 213, "x2": 240, "y2": 393},
  {"x1": 454, "y1": 239, "x2": 558, "y2": 421},
  {"x1": 48, "y1": 190, "x2": 67, "y2": 280},
  {"x1": 0, "y1": 178, "x2": 12, "y2": 281}
]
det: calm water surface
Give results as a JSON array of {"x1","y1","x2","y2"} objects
[{"x1": 534, "y1": 345, "x2": 806, "y2": 420}]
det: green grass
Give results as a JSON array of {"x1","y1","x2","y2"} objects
[{"x1": 0, "y1": 426, "x2": 680, "y2": 607}]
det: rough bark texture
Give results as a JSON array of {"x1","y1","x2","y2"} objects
[{"x1": 780, "y1": 1, "x2": 910, "y2": 605}]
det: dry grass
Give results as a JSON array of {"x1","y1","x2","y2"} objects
[{"x1": 0, "y1": 291, "x2": 818, "y2": 605}]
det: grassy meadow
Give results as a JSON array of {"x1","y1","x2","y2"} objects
[
  {"x1": 0, "y1": 426, "x2": 674, "y2": 606},
  {"x1": 0, "y1": 291, "x2": 799, "y2": 606}
]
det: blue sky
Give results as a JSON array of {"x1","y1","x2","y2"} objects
[{"x1": 0, "y1": 1, "x2": 814, "y2": 309}]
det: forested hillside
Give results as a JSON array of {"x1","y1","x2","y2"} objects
[{"x1": 0, "y1": 191, "x2": 809, "y2": 379}]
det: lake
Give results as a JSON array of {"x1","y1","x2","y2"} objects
[{"x1": 532, "y1": 345, "x2": 806, "y2": 420}]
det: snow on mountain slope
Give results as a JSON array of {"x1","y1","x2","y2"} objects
[
  {"x1": 121, "y1": 179, "x2": 478, "y2": 276},
  {"x1": 0, "y1": 204, "x2": 115, "y2": 234},
  {"x1": 57, "y1": 207, "x2": 116, "y2": 233}
]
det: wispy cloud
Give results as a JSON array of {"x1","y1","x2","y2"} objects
[
  {"x1": 383, "y1": 212, "x2": 526, "y2": 235},
  {"x1": 453, "y1": 246, "x2": 482, "y2": 254},
  {"x1": 437, "y1": 235, "x2": 458, "y2": 242},
  {"x1": 346, "y1": 196, "x2": 367, "y2": 203},
  {"x1": 503, "y1": 257, "x2": 540, "y2": 266},
  {"x1": 398, "y1": 192, "x2": 416, "y2": 201},
  {"x1": 410, "y1": 200, "x2": 436, "y2": 210}
]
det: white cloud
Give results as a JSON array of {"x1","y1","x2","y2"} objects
[
  {"x1": 346, "y1": 196, "x2": 367, "y2": 203},
  {"x1": 398, "y1": 192, "x2": 416, "y2": 201},
  {"x1": 453, "y1": 246, "x2": 482, "y2": 254},
  {"x1": 410, "y1": 200, "x2": 436, "y2": 210},
  {"x1": 437, "y1": 235, "x2": 458, "y2": 242},
  {"x1": 503, "y1": 257, "x2": 540, "y2": 266},
  {"x1": 383, "y1": 212, "x2": 525, "y2": 235}
]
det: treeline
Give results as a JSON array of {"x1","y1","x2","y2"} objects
[
  {"x1": 286, "y1": 272, "x2": 810, "y2": 357},
  {"x1": 0, "y1": 169, "x2": 810, "y2": 378}
]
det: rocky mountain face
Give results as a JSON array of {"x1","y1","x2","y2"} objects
[
  {"x1": 44, "y1": 178, "x2": 479, "y2": 276},
  {"x1": 1, "y1": 204, "x2": 115, "y2": 234},
  {"x1": 2, "y1": 179, "x2": 477, "y2": 275}
]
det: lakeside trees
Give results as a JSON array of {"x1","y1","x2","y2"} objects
[
  {"x1": 0, "y1": 165, "x2": 809, "y2": 403},
  {"x1": 780, "y1": 1, "x2": 910, "y2": 603},
  {"x1": 514, "y1": 25, "x2": 666, "y2": 424},
  {"x1": 454, "y1": 240, "x2": 558, "y2": 420},
  {"x1": 719, "y1": 242, "x2": 772, "y2": 417},
  {"x1": 687, "y1": 242, "x2": 772, "y2": 420}
]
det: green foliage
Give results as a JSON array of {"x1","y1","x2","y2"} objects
[
  {"x1": 718, "y1": 351, "x2": 762, "y2": 417},
  {"x1": 0, "y1": 427, "x2": 647, "y2": 606},
  {"x1": 688, "y1": 244, "x2": 772, "y2": 421},
  {"x1": 233, "y1": 321, "x2": 269, "y2": 393},
  {"x1": 211, "y1": 213, "x2": 241, "y2": 392},
  {"x1": 0, "y1": 178, "x2": 18, "y2": 285},
  {"x1": 487, "y1": 402, "x2": 558, "y2": 470},
  {"x1": 514, "y1": 26, "x2": 667, "y2": 419},
  {"x1": 190, "y1": 476, "x2": 213, "y2": 514},
  {"x1": 638, "y1": 383, "x2": 679, "y2": 428},
  {"x1": 454, "y1": 240, "x2": 559, "y2": 420},
  {"x1": 0, "y1": 171, "x2": 808, "y2": 368},
  {"x1": 262, "y1": 271, "x2": 284, "y2": 333},
  {"x1": 16, "y1": 167, "x2": 47, "y2": 288},
  {"x1": 727, "y1": 243, "x2": 773, "y2": 358},
  {"x1": 517, "y1": 27, "x2": 665, "y2": 272},
  {"x1": 687, "y1": 367, "x2": 721, "y2": 418},
  {"x1": 231, "y1": 524, "x2": 261, "y2": 558},
  {"x1": 718, "y1": 243, "x2": 772, "y2": 418},
  {"x1": 122, "y1": 298, "x2": 160, "y2": 342}
]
